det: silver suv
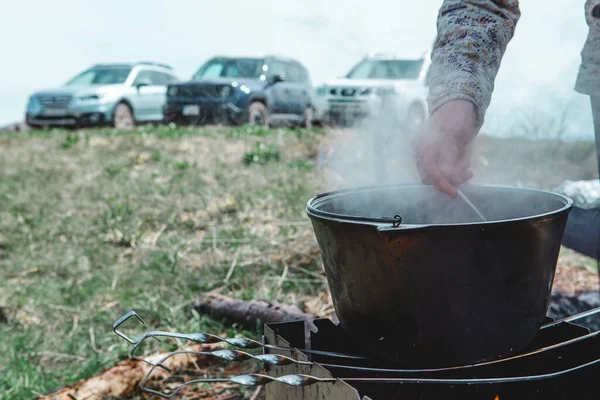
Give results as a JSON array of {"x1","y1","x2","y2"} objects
[{"x1": 25, "y1": 62, "x2": 178, "y2": 129}]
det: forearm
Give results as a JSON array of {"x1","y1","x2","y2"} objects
[{"x1": 427, "y1": 0, "x2": 521, "y2": 127}]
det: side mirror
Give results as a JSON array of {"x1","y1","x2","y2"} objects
[
  {"x1": 270, "y1": 74, "x2": 285, "y2": 84},
  {"x1": 135, "y1": 78, "x2": 152, "y2": 90}
]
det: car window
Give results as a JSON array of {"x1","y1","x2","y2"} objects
[
  {"x1": 285, "y1": 64, "x2": 303, "y2": 83},
  {"x1": 199, "y1": 63, "x2": 224, "y2": 78},
  {"x1": 301, "y1": 67, "x2": 310, "y2": 83},
  {"x1": 133, "y1": 70, "x2": 157, "y2": 85},
  {"x1": 371, "y1": 63, "x2": 389, "y2": 79},
  {"x1": 151, "y1": 71, "x2": 176, "y2": 85},
  {"x1": 346, "y1": 59, "x2": 425, "y2": 80},
  {"x1": 267, "y1": 61, "x2": 287, "y2": 80},
  {"x1": 345, "y1": 61, "x2": 372, "y2": 80},
  {"x1": 66, "y1": 67, "x2": 132, "y2": 85},
  {"x1": 193, "y1": 59, "x2": 262, "y2": 80},
  {"x1": 164, "y1": 72, "x2": 177, "y2": 83},
  {"x1": 386, "y1": 60, "x2": 424, "y2": 79}
]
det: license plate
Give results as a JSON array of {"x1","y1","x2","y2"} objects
[
  {"x1": 331, "y1": 104, "x2": 363, "y2": 113},
  {"x1": 182, "y1": 105, "x2": 200, "y2": 116},
  {"x1": 43, "y1": 108, "x2": 68, "y2": 116}
]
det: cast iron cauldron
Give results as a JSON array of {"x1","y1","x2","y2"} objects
[{"x1": 306, "y1": 184, "x2": 573, "y2": 367}]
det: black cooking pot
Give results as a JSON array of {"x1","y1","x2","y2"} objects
[{"x1": 306, "y1": 184, "x2": 573, "y2": 367}]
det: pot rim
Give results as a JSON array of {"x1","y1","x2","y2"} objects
[{"x1": 306, "y1": 183, "x2": 574, "y2": 228}]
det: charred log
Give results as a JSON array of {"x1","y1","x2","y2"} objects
[{"x1": 194, "y1": 293, "x2": 316, "y2": 330}]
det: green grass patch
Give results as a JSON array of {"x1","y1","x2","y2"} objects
[
  {"x1": 0, "y1": 124, "x2": 325, "y2": 399},
  {"x1": 243, "y1": 142, "x2": 281, "y2": 165}
]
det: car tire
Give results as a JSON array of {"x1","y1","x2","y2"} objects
[
  {"x1": 406, "y1": 103, "x2": 426, "y2": 133},
  {"x1": 248, "y1": 102, "x2": 268, "y2": 126},
  {"x1": 303, "y1": 107, "x2": 314, "y2": 129},
  {"x1": 113, "y1": 103, "x2": 135, "y2": 130}
]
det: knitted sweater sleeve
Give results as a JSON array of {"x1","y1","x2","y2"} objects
[{"x1": 427, "y1": 0, "x2": 521, "y2": 127}]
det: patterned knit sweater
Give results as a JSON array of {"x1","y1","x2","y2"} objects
[{"x1": 428, "y1": 0, "x2": 600, "y2": 127}]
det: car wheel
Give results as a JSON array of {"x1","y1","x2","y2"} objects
[
  {"x1": 303, "y1": 107, "x2": 314, "y2": 129},
  {"x1": 406, "y1": 103, "x2": 426, "y2": 133},
  {"x1": 113, "y1": 103, "x2": 135, "y2": 130},
  {"x1": 248, "y1": 102, "x2": 268, "y2": 126}
]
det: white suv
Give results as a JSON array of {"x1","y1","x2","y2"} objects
[{"x1": 314, "y1": 52, "x2": 431, "y2": 130}]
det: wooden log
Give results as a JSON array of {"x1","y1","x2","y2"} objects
[
  {"x1": 37, "y1": 343, "x2": 234, "y2": 400},
  {"x1": 195, "y1": 293, "x2": 316, "y2": 330}
]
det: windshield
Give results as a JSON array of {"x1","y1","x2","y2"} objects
[
  {"x1": 66, "y1": 67, "x2": 132, "y2": 85},
  {"x1": 346, "y1": 59, "x2": 424, "y2": 80},
  {"x1": 193, "y1": 59, "x2": 263, "y2": 80}
]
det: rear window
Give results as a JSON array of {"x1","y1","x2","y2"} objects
[{"x1": 346, "y1": 59, "x2": 424, "y2": 80}]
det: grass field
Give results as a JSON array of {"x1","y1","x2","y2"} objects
[
  {"x1": 0, "y1": 125, "x2": 330, "y2": 399},
  {"x1": 1, "y1": 125, "x2": 597, "y2": 399}
]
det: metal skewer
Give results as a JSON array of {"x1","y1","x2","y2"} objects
[
  {"x1": 139, "y1": 350, "x2": 600, "y2": 398},
  {"x1": 112, "y1": 309, "x2": 600, "y2": 398},
  {"x1": 542, "y1": 306, "x2": 600, "y2": 329},
  {"x1": 113, "y1": 308, "x2": 600, "y2": 373},
  {"x1": 113, "y1": 311, "x2": 368, "y2": 372},
  {"x1": 155, "y1": 326, "x2": 600, "y2": 376},
  {"x1": 457, "y1": 188, "x2": 488, "y2": 222}
]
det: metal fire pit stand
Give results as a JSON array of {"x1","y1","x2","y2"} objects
[
  {"x1": 111, "y1": 308, "x2": 600, "y2": 399},
  {"x1": 263, "y1": 314, "x2": 600, "y2": 400},
  {"x1": 264, "y1": 320, "x2": 367, "y2": 400}
]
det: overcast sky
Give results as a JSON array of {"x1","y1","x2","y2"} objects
[{"x1": 0, "y1": 1, "x2": 593, "y2": 139}]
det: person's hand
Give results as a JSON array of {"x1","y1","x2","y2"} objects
[{"x1": 415, "y1": 100, "x2": 478, "y2": 198}]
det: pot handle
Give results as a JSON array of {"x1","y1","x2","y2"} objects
[
  {"x1": 375, "y1": 215, "x2": 431, "y2": 235},
  {"x1": 377, "y1": 224, "x2": 429, "y2": 235}
]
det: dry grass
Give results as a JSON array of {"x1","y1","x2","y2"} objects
[
  {"x1": 0, "y1": 125, "x2": 327, "y2": 399},
  {"x1": 0, "y1": 124, "x2": 597, "y2": 399}
]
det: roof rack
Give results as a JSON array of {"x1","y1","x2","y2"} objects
[
  {"x1": 136, "y1": 61, "x2": 173, "y2": 70},
  {"x1": 366, "y1": 51, "x2": 430, "y2": 60},
  {"x1": 90, "y1": 62, "x2": 173, "y2": 70},
  {"x1": 92, "y1": 63, "x2": 133, "y2": 68},
  {"x1": 264, "y1": 54, "x2": 298, "y2": 62}
]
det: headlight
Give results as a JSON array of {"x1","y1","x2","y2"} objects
[
  {"x1": 78, "y1": 93, "x2": 104, "y2": 101},
  {"x1": 221, "y1": 85, "x2": 232, "y2": 98},
  {"x1": 168, "y1": 86, "x2": 178, "y2": 97},
  {"x1": 315, "y1": 86, "x2": 326, "y2": 97},
  {"x1": 360, "y1": 87, "x2": 372, "y2": 96}
]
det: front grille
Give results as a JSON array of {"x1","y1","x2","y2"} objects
[
  {"x1": 177, "y1": 85, "x2": 226, "y2": 99},
  {"x1": 329, "y1": 87, "x2": 365, "y2": 97},
  {"x1": 38, "y1": 94, "x2": 72, "y2": 108}
]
